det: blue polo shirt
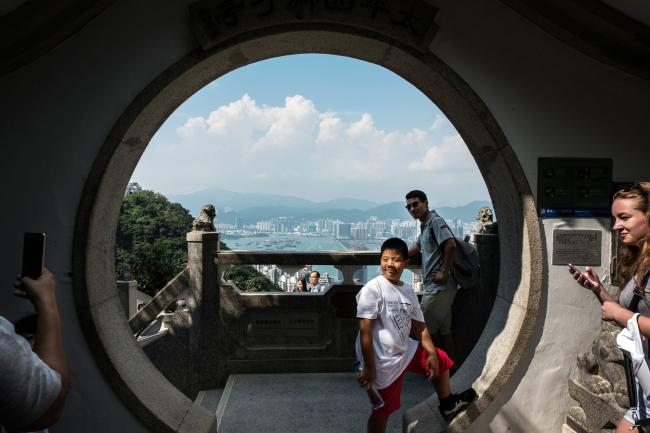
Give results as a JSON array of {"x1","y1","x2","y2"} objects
[{"x1": 417, "y1": 211, "x2": 457, "y2": 293}]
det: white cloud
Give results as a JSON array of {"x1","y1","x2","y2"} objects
[
  {"x1": 407, "y1": 134, "x2": 474, "y2": 173},
  {"x1": 317, "y1": 112, "x2": 343, "y2": 142},
  {"x1": 134, "y1": 94, "x2": 489, "y2": 205},
  {"x1": 431, "y1": 114, "x2": 446, "y2": 130}
]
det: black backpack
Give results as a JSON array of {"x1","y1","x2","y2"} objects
[{"x1": 428, "y1": 214, "x2": 481, "y2": 290}]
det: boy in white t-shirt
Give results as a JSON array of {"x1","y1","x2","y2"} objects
[{"x1": 356, "y1": 238, "x2": 476, "y2": 433}]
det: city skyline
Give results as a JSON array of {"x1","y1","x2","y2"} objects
[{"x1": 131, "y1": 54, "x2": 491, "y2": 206}]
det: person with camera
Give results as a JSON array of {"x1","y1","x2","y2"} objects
[
  {"x1": 0, "y1": 268, "x2": 69, "y2": 432},
  {"x1": 570, "y1": 183, "x2": 650, "y2": 433}
]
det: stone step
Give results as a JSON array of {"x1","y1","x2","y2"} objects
[{"x1": 195, "y1": 388, "x2": 224, "y2": 412}]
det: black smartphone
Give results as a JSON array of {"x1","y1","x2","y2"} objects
[{"x1": 21, "y1": 233, "x2": 46, "y2": 280}]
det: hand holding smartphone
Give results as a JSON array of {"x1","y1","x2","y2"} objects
[
  {"x1": 22, "y1": 233, "x2": 46, "y2": 279},
  {"x1": 568, "y1": 263, "x2": 596, "y2": 289},
  {"x1": 16, "y1": 233, "x2": 46, "y2": 297}
]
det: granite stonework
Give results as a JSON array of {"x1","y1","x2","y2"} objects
[
  {"x1": 139, "y1": 228, "x2": 500, "y2": 421},
  {"x1": 452, "y1": 233, "x2": 499, "y2": 365},
  {"x1": 192, "y1": 204, "x2": 216, "y2": 232},
  {"x1": 187, "y1": 231, "x2": 222, "y2": 394},
  {"x1": 128, "y1": 267, "x2": 190, "y2": 333},
  {"x1": 565, "y1": 320, "x2": 628, "y2": 433},
  {"x1": 74, "y1": 12, "x2": 543, "y2": 430}
]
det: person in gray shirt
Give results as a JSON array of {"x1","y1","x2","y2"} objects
[
  {"x1": 405, "y1": 190, "x2": 458, "y2": 359},
  {"x1": 0, "y1": 268, "x2": 69, "y2": 432}
]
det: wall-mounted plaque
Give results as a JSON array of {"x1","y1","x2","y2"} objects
[
  {"x1": 552, "y1": 229, "x2": 602, "y2": 266},
  {"x1": 538, "y1": 158, "x2": 612, "y2": 217}
]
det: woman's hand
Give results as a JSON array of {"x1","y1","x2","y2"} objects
[
  {"x1": 601, "y1": 301, "x2": 633, "y2": 325},
  {"x1": 569, "y1": 265, "x2": 602, "y2": 291}
]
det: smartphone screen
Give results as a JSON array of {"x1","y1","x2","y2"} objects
[{"x1": 21, "y1": 233, "x2": 46, "y2": 279}]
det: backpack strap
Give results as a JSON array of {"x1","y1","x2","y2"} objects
[
  {"x1": 624, "y1": 271, "x2": 650, "y2": 411},
  {"x1": 424, "y1": 213, "x2": 457, "y2": 249},
  {"x1": 629, "y1": 270, "x2": 650, "y2": 312}
]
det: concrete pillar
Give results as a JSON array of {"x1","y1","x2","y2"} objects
[
  {"x1": 452, "y1": 233, "x2": 499, "y2": 364},
  {"x1": 186, "y1": 231, "x2": 221, "y2": 395},
  {"x1": 116, "y1": 280, "x2": 136, "y2": 318}
]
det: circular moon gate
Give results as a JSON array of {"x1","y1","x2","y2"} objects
[{"x1": 73, "y1": 13, "x2": 542, "y2": 433}]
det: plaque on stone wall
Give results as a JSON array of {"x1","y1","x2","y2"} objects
[{"x1": 552, "y1": 229, "x2": 602, "y2": 266}]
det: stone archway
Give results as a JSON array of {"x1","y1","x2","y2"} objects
[{"x1": 73, "y1": 5, "x2": 543, "y2": 431}]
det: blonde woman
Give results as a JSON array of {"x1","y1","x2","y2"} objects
[{"x1": 570, "y1": 183, "x2": 650, "y2": 433}]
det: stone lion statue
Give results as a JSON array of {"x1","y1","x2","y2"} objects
[
  {"x1": 476, "y1": 207, "x2": 496, "y2": 234},
  {"x1": 566, "y1": 320, "x2": 628, "y2": 433},
  {"x1": 192, "y1": 204, "x2": 217, "y2": 232}
]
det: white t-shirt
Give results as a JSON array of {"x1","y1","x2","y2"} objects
[
  {"x1": 0, "y1": 316, "x2": 61, "y2": 432},
  {"x1": 355, "y1": 275, "x2": 425, "y2": 389}
]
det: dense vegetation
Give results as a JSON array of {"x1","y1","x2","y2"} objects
[
  {"x1": 116, "y1": 183, "x2": 281, "y2": 295},
  {"x1": 223, "y1": 265, "x2": 281, "y2": 292},
  {"x1": 116, "y1": 185, "x2": 193, "y2": 296}
]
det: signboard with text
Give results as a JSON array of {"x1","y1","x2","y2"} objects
[
  {"x1": 552, "y1": 229, "x2": 602, "y2": 266},
  {"x1": 538, "y1": 157, "x2": 612, "y2": 217}
]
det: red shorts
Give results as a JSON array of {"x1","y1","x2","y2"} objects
[{"x1": 372, "y1": 344, "x2": 454, "y2": 418}]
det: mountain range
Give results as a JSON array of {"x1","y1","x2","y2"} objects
[{"x1": 167, "y1": 187, "x2": 492, "y2": 223}]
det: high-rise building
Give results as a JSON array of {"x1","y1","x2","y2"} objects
[
  {"x1": 336, "y1": 222, "x2": 352, "y2": 239},
  {"x1": 412, "y1": 273, "x2": 423, "y2": 293},
  {"x1": 351, "y1": 227, "x2": 367, "y2": 240}
]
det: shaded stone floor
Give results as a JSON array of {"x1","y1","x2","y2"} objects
[{"x1": 199, "y1": 372, "x2": 434, "y2": 433}]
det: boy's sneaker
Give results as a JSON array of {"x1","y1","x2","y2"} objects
[{"x1": 439, "y1": 388, "x2": 477, "y2": 422}]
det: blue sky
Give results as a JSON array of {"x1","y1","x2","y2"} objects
[{"x1": 132, "y1": 54, "x2": 490, "y2": 206}]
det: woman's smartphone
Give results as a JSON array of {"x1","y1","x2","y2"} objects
[
  {"x1": 21, "y1": 233, "x2": 46, "y2": 280},
  {"x1": 568, "y1": 263, "x2": 595, "y2": 287}
]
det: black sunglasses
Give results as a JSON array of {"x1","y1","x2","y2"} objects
[{"x1": 405, "y1": 201, "x2": 421, "y2": 210}]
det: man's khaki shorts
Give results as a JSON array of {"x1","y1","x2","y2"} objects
[{"x1": 420, "y1": 288, "x2": 458, "y2": 336}]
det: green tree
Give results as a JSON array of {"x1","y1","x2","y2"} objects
[
  {"x1": 116, "y1": 188, "x2": 193, "y2": 296},
  {"x1": 223, "y1": 265, "x2": 282, "y2": 292},
  {"x1": 116, "y1": 184, "x2": 282, "y2": 295}
]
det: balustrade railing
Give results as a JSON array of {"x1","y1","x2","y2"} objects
[{"x1": 214, "y1": 250, "x2": 421, "y2": 286}]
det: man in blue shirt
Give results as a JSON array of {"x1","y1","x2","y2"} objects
[
  {"x1": 405, "y1": 190, "x2": 458, "y2": 358},
  {"x1": 308, "y1": 271, "x2": 329, "y2": 293}
]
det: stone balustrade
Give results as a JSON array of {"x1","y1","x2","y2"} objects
[
  {"x1": 215, "y1": 249, "x2": 422, "y2": 285},
  {"x1": 137, "y1": 231, "x2": 497, "y2": 398}
]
